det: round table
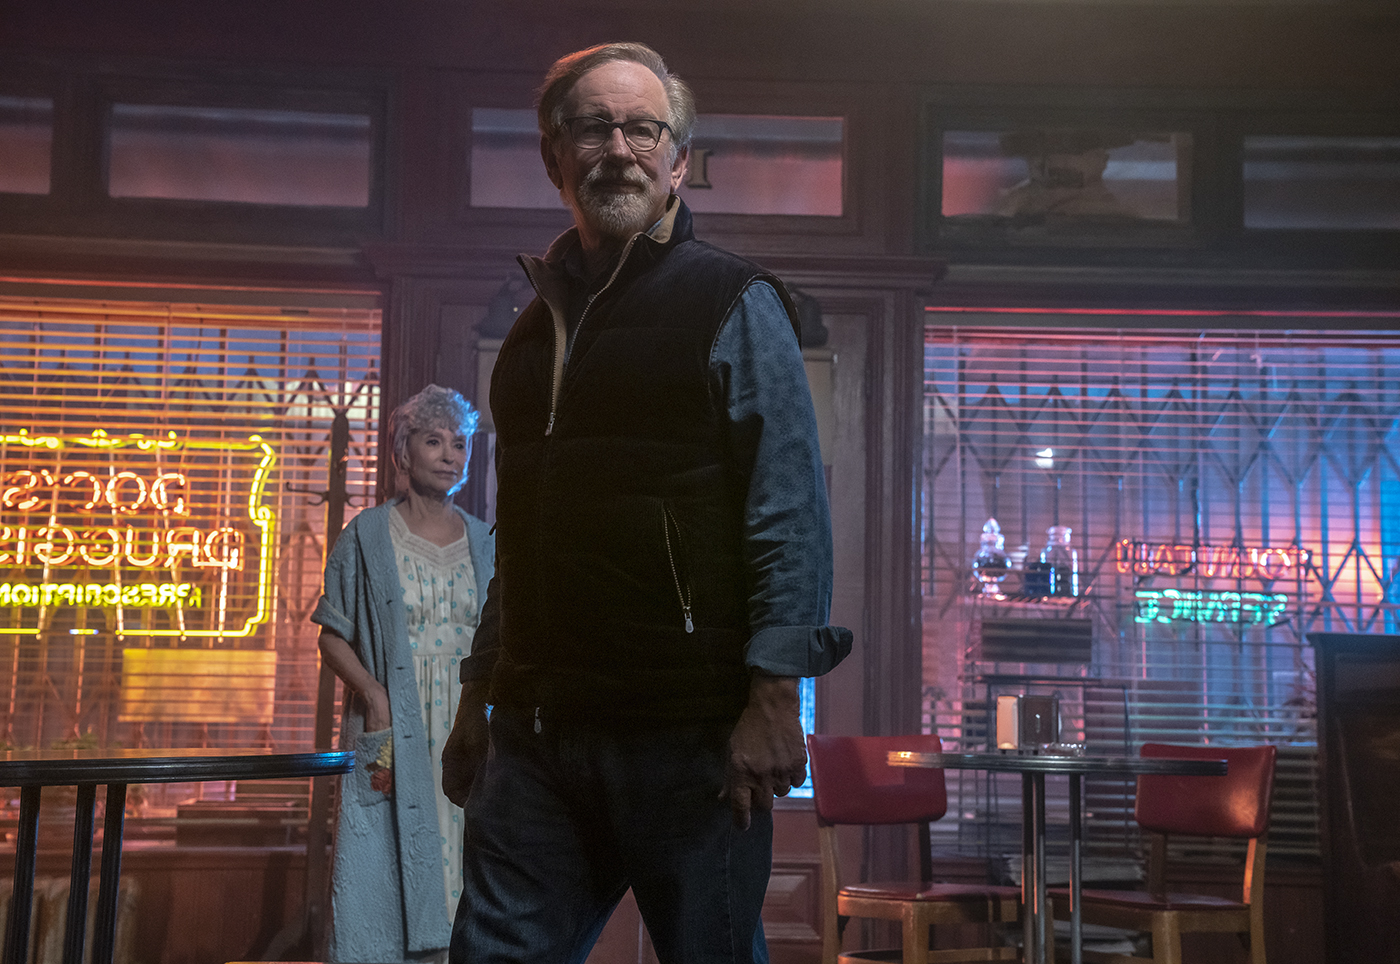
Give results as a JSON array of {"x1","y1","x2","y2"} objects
[
  {"x1": 888, "y1": 750, "x2": 1227, "y2": 964},
  {"x1": 0, "y1": 747, "x2": 354, "y2": 964}
]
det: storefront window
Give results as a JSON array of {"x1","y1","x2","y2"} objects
[
  {"x1": 0, "y1": 294, "x2": 379, "y2": 832},
  {"x1": 920, "y1": 320, "x2": 1400, "y2": 867}
]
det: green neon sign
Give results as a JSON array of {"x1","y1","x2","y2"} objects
[{"x1": 1134, "y1": 589, "x2": 1288, "y2": 626}]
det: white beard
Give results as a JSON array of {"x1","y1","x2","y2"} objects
[{"x1": 574, "y1": 161, "x2": 664, "y2": 241}]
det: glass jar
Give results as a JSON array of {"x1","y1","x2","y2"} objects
[
  {"x1": 1042, "y1": 525, "x2": 1079, "y2": 598},
  {"x1": 971, "y1": 517, "x2": 1010, "y2": 597}
]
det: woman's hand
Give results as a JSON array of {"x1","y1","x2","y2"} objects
[
  {"x1": 363, "y1": 681, "x2": 393, "y2": 733},
  {"x1": 318, "y1": 629, "x2": 394, "y2": 733}
]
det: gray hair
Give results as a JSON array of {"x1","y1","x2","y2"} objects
[
  {"x1": 387, "y1": 384, "x2": 479, "y2": 489},
  {"x1": 537, "y1": 42, "x2": 696, "y2": 156}
]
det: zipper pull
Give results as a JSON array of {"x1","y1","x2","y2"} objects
[
  {"x1": 534, "y1": 706, "x2": 542, "y2": 734},
  {"x1": 545, "y1": 412, "x2": 555, "y2": 436},
  {"x1": 683, "y1": 607, "x2": 694, "y2": 634}
]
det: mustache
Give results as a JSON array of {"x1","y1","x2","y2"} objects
[{"x1": 582, "y1": 162, "x2": 650, "y2": 191}]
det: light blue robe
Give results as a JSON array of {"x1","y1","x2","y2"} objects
[{"x1": 312, "y1": 499, "x2": 494, "y2": 962}]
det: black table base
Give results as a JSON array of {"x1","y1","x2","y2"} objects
[{"x1": 1, "y1": 749, "x2": 351, "y2": 964}]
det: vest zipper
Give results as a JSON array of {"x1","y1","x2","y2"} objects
[
  {"x1": 528, "y1": 234, "x2": 643, "y2": 438},
  {"x1": 661, "y1": 504, "x2": 694, "y2": 634}
]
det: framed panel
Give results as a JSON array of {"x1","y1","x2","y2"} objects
[
  {"x1": 107, "y1": 103, "x2": 373, "y2": 208},
  {"x1": 93, "y1": 76, "x2": 388, "y2": 243},
  {"x1": 921, "y1": 102, "x2": 1207, "y2": 251},
  {"x1": 0, "y1": 59, "x2": 391, "y2": 247},
  {"x1": 1243, "y1": 136, "x2": 1400, "y2": 230},
  {"x1": 1228, "y1": 107, "x2": 1400, "y2": 268},
  {"x1": 452, "y1": 73, "x2": 879, "y2": 256},
  {"x1": 0, "y1": 95, "x2": 53, "y2": 196}
]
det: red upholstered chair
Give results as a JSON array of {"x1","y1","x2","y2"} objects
[
  {"x1": 807, "y1": 734, "x2": 1020, "y2": 964},
  {"x1": 1051, "y1": 743, "x2": 1277, "y2": 964}
]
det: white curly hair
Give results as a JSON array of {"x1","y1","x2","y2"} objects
[{"x1": 387, "y1": 384, "x2": 480, "y2": 493}]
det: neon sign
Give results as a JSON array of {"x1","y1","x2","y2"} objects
[
  {"x1": 0, "y1": 582, "x2": 202, "y2": 609},
  {"x1": 1114, "y1": 539, "x2": 1310, "y2": 582},
  {"x1": 0, "y1": 430, "x2": 276, "y2": 638},
  {"x1": 1134, "y1": 589, "x2": 1289, "y2": 626}
]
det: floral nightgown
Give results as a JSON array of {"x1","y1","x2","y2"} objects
[{"x1": 388, "y1": 508, "x2": 479, "y2": 924}]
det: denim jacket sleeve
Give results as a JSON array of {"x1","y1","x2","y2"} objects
[{"x1": 712, "y1": 281, "x2": 852, "y2": 678}]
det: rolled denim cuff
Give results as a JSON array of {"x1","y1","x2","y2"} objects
[{"x1": 744, "y1": 625, "x2": 853, "y2": 678}]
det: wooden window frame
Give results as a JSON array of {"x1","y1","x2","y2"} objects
[{"x1": 0, "y1": 58, "x2": 392, "y2": 247}]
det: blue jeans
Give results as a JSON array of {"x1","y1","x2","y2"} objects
[{"x1": 450, "y1": 705, "x2": 772, "y2": 964}]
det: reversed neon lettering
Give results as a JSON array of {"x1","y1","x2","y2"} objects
[
  {"x1": 204, "y1": 528, "x2": 245, "y2": 571},
  {"x1": 164, "y1": 527, "x2": 203, "y2": 568},
  {"x1": 107, "y1": 472, "x2": 149, "y2": 513},
  {"x1": 149, "y1": 473, "x2": 189, "y2": 515},
  {"x1": 123, "y1": 526, "x2": 160, "y2": 567},
  {"x1": 0, "y1": 581, "x2": 203, "y2": 610},
  {"x1": 79, "y1": 527, "x2": 122, "y2": 567},
  {"x1": 62, "y1": 471, "x2": 103, "y2": 510},
  {"x1": 33, "y1": 526, "x2": 76, "y2": 566}
]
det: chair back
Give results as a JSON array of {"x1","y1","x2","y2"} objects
[
  {"x1": 1135, "y1": 743, "x2": 1277, "y2": 838},
  {"x1": 807, "y1": 734, "x2": 948, "y2": 828}
]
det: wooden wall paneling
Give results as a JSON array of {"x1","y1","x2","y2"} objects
[
  {"x1": 756, "y1": 260, "x2": 939, "y2": 958},
  {"x1": 389, "y1": 66, "x2": 452, "y2": 243},
  {"x1": 768, "y1": 807, "x2": 824, "y2": 964},
  {"x1": 850, "y1": 285, "x2": 924, "y2": 896},
  {"x1": 378, "y1": 275, "x2": 439, "y2": 500},
  {"x1": 815, "y1": 303, "x2": 871, "y2": 744},
  {"x1": 762, "y1": 256, "x2": 941, "y2": 747},
  {"x1": 857, "y1": 285, "x2": 924, "y2": 743},
  {"x1": 28, "y1": 844, "x2": 311, "y2": 964},
  {"x1": 7, "y1": 0, "x2": 1400, "y2": 95},
  {"x1": 374, "y1": 270, "x2": 507, "y2": 511}
]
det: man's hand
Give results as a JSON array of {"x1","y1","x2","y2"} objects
[
  {"x1": 442, "y1": 680, "x2": 491, "y2": 807},
  {"x1": 724, "y1": 674, "x2": 806, "y2": 830}
]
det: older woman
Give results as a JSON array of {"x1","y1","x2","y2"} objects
[{"x1": 313, "y1": 384, "x2": 493, "y2": 963}]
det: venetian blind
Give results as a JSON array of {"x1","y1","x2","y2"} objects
[
  {"x1": 921, "y1": 323, "x2": 1400, "y2": 874},
  {"x1": 0, "y1": 290, "x2": 380, "y2": 837}
]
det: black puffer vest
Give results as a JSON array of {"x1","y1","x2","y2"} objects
[{"x1": 488, "y1": 203, "x2": 800, "y2": 721}]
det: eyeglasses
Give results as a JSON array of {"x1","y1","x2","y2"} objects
[{"x1": 562, "y1": 116, "x2": 672, "y2": 153}]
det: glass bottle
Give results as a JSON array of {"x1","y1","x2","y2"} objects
[
  {"x1": 1022, "y1": 545, "x2": 1051, "y2": 599},
  {"x1": 1042, "y1": 525, "x2": 1079, "y2": 598},
  {"x1": 971, "y1": 517, "x2": 1010, "y2": 597}
]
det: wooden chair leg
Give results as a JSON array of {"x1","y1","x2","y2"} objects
[
  {"x1": 1249, "y1": 910, "x2": 1267, "y2": 964},
  {"x1": 903, "y1": 907, "x2": 930, "y2": 964},
  {"x1": 1150, "y1": 915, "x2": 1181, "y2": 964},
  {"x1": 821, "y1": 913, "x2": 846, "y2": 964}
]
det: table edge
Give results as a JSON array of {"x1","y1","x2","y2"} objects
[
  {"x1": 0, "y1": 750, "x2": 355, "y2": 785},
  {"x1": 888, "y1": 750, "x2": 1229, "y2": 775}
]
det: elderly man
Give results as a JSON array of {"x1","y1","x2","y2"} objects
[{"x1": 444, "y1": 42, "x2": 850, "y2": 964}]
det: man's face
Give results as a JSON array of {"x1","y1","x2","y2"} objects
[{"x1": 543, "y1": 60, "x2": 689, "y2": 248}]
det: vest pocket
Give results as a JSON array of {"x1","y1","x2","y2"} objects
[{"x1": 661, "y1": 502, "x2": 694, "y2": 634}]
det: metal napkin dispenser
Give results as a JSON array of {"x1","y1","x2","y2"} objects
[{"x1": 995, "y1": 694, "x2": 1060, "y2": 750}]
